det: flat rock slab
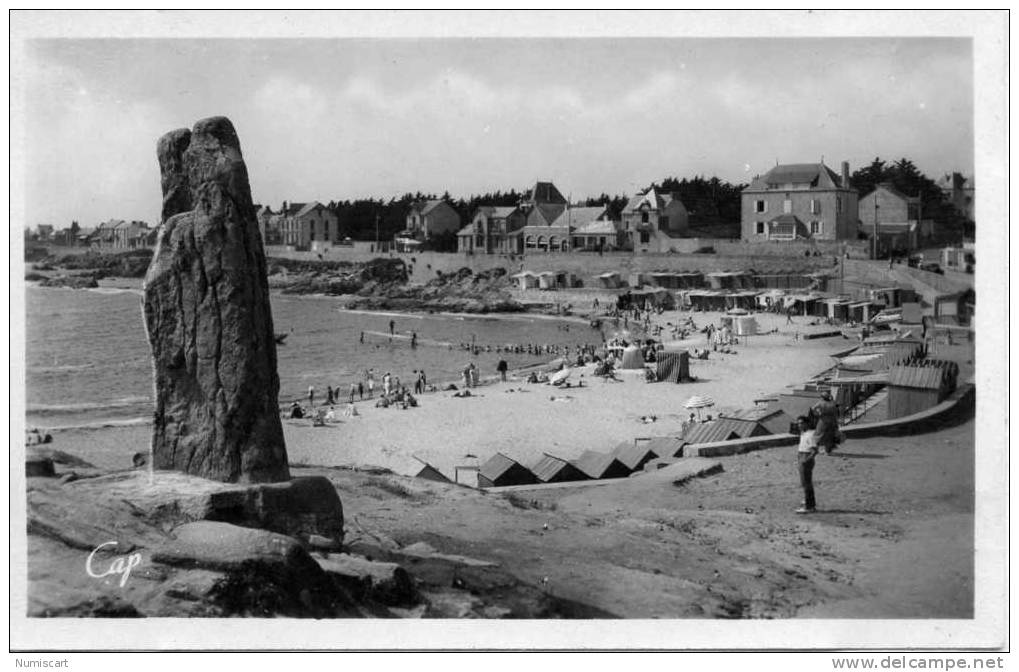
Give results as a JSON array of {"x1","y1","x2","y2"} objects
[
  {"x1": 27, "y1": 487, "x2": 173, "y2": 552},
  {"x1": 67, "y1": 470, "x2": 344, "y2": 545},
  {"x1": 27, "y1": 447, "x2": 96, "y2": 469},
  {"x1": 316, "y1": 553, "x2": 418, "y2": 606},
  {"x1": 640, "y1": 457, "x2": 724, "y2": 485},
  {"x1": 153, "y1": 521, "x2": 318, "y2": 573}
]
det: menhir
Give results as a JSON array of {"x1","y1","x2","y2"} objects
[{"x1": 144, "y1": 117, "x2": 289, "y2": 483}]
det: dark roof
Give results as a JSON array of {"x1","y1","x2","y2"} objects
[
  {"x1": 475, "y1": 205, "x2": 521, "y2": 219},
  {"x1": 888, "y1": 365, "x2": 949, "y2": 390},
  {"x1": 550, "y1": 206, "x2": 608, "y2": 228},
  {"x1": 610, "y1": 442, "x2": 660, "y2": 471},
  {"x1": 767, "y1": 392, "x2": 825, "y2": 423},
  {"x1": 410, "y1": 199, "x2": 448, "y2": 216},
  {"x1": 478, "y1": 452, "x2": 522, "y2": 481},
  {"x1": 724, "y1": 407, "x2": 789, "y2": 435},
  {"x1": 530, "y1": 203, "x2": 568, "y2": 226},
  {"x1": 746, "y1": 163, "x2": 851, "y2": 192},
  {"x1": 682, "y1": 417, "x2": 764, "y2": 445},
  {"x1": 282, "y1": 201, "x2": 326, "y2": 218},
  {"x1": 530, "y1": 453, "x2": 590, "y2": 483},
  {"x1": 862, "y1": 182, "x2": 918, "y2": 203},
  {"x1": 525, "y1": 181, "x2": 567, "y2": 206},
  {"x1": 623, "y1": 189, "x2": 686, "y2": 214},
  {"x1": 637, "y1": 437, "x2": 687, "y2": 459},
  {"x1": 571, "y1": 450, "x2": 632, "y2": 479}
]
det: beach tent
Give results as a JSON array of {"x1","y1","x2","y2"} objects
[
  {"x1": 412, "y1": 456, "x2": 452, "y2": 483},
  {"x1": 655, "y1": 351, "x2": 691, "y2": 383},
  {"x1": 530, "y1": 453, "x2": 590, "y2": 484},
  {"x1": 637, "y1": 437, "x2": 688, "y2": 459},
  {"x1": 597, "y1": 271, "x2": 622, "y2": 289},
  {"x1": 706, "y1": 271, "x2": 754, "y2": 290},
  {"x1": 848, "y1": 300, "x2": 874, "y2": 323},
  {"x1": 766, "y1": 390, "x2": 826, "y2": 422},
  {"x1": 887, "y1": 360, "x2": 958, "y2": 419},
  {"x1": 726, "y1": 291, "x2": 761, "y2": 311},
  {"x1": 537, "y1": 272, "x2": 558, "y2": 290},
  {"x1": 570, "y1": 450, "x2": 633, "y2": 480},
  {"x1": 723, "y1": 407, "x2": 793, "y2": 435},
  {"x1": 611, "y1": 441, "x2": 661, "y2": 472},
  {"x1": 682, "y1": 417, "x2": 770, "y2": 445},
  {"x1": 477, "y1": 452, "x2": 540, "y2": 488},
  {"x1": 510, "y1": 271, "x2": 539, "y2": 290},
  {"x1": 731, "y1": 315, "x2": 757, "y2": 336},
  {"x1": 619, "y1": 344, "x2": 645, "y2": 370}
]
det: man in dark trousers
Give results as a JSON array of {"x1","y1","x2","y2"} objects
[
  {"x1": 795, "y1": 415, "x2": 819, "y2": 514},
  {"x1": 496, "y1": 359, "x2": 508, "y2": 382}
]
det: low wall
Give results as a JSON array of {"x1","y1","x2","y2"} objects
[
  {"x1": 687, "y1": 383, "x2": 975, "y2": 458},
  {"x1": 264, "y1": 242, "x2": 877, "y2": 290}
]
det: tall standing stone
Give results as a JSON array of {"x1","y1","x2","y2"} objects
[{"x1": 144, "y1": 116, "x2": 290, "y2": 483}]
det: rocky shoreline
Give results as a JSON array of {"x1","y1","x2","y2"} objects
[
  {"x1": 26, "y1": 446, "x2": 605, "y2": 618},
  {"x1": 28, "y1": 250, "x2": 528, "y2": 314}
]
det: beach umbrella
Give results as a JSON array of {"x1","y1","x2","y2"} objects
[
  {"x1": 684, "y1": 395, "x2": 715, "y2": 420},
  {"x1": 550, "y1": 367, "x2": 571, "y2": 386}
]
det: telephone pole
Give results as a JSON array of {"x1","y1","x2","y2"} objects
[{"x1": 872, "y1": 201, "x2": 879, "y2": 260}]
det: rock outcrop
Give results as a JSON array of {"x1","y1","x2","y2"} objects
[{"x1": 144, "y1": 116, "x2": 289, "y2": 483}]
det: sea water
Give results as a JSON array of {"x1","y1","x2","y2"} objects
[{"x1": 24, "y1": 285, "x2": 601, "y2": 431}]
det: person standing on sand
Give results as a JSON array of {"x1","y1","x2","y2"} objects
[
  {"x1": 383, "y1": 372, "x2": 392, "y2": 396},
  {"x1": 348, "y1": 383, "x2": 357, "y2": 404},
  {"x1": 307, "y1": 385, "x2": 315, "y2": 407},
  {"x1": 358, "y1": 380, "x2": 364, "y2": 400},
  {"x1": 811, "y1": 391, "x2": 840, "y2": 455},
  {"x1": 389, "y1": 319, "x2": 395, "y2": 336},
  {"x1": 366, "y1": 370, "x2": 375, "y2": 399},
  {"x1": 795, "y1": 415, "x2": 819, "y2": 514},
  {"x1": 497, "y1": 359, "x2": 508, "y2": 382},
  {"x1": 411, "y1": 331, "x2": 418, "y2": 348}
]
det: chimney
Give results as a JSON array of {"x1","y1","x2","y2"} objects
[{"x1": 841, "y1": 162, "x2": 850, "y2": 189}]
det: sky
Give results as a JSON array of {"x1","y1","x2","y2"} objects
[{"x1": 19, "y1": 36, "x2": 973, "y2": 228}]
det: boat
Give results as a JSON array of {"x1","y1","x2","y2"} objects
[{"x1": 274, "y1": 333, "x2": 288, "y2": 345}]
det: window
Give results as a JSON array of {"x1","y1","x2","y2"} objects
[
  {"x1": 783, "y1": 199, "x2": 793, "y2": 214},
  {"x1": 810, "y1": 199, "x2": 820, "y2": 214},
  {"x1": 836, "y1": 196, "x2": 843, "y2": 213},
  {"x1": 810, "y1": 220, "x2": 822, "y2": 235},
  {"x1": 641, "y1": 212, "x2": 649, "y2": 223},
  {"x1": 755, "y1": 200, "x2": 766, "y2": 213},
  {"x1": 639, "y1": 231, "x2": 650, "y2": 244},
  {"x1": 755, "y1": 221, "x2": 765, "y2": 235}
]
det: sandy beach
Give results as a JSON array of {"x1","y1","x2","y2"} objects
[{"x1": 54, "y1": 310, "x2": 851, "y2": 478}]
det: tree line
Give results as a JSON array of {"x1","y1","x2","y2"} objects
[{"x1": 289, "y1": 159, "x2": 972, "y2": 245}]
